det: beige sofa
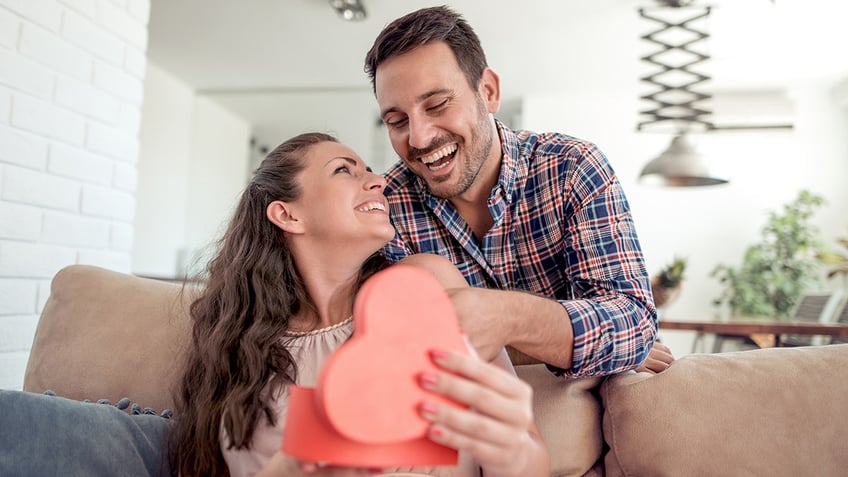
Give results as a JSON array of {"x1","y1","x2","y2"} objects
[{"x1": 23, "y1": 265, "x2": 848, "y2": 476}]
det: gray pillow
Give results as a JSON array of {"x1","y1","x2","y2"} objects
[{"x1": 0, "y1": 390, "x2": 175, "y2": 477}]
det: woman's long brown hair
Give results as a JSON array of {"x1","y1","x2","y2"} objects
[{"x1": 171, "y1": 132, "x2": 388, "y2": 476}]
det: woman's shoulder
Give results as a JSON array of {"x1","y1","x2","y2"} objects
[{"x1": 394, "y1": 254, "x2": 467, "y2": 289}]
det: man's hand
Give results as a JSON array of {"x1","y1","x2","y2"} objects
[
  {"x1": 446, "y1": 287, "x2": 512, "y2": 362},
  {"x1": 635, "y1": 341, "x2": 675, "y2": 374}
]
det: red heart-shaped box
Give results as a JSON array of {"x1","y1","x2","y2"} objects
[{"x1": 283, "y1": 264, "x2": 470, "y2": 467}]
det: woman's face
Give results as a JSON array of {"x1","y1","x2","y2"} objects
[{"x1": 289, "y1": 141, "x2": 394, "y2": 250}]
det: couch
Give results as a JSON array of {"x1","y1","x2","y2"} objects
[{"x1": 22, "y1": 264, "x2": 848, "y2": 476}]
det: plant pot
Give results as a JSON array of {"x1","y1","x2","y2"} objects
[{"x1": 652, "y1": 279, "x2": 681, "y2": 309}]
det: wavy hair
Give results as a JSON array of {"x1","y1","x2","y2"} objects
[
  {"x1": 172, "y1": 132, "x2": 389, "y2": 476},
  {"x1": 364, "y1": 5, "x2": 488, "y2": 93}
]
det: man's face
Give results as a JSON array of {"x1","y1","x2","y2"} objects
[{"x1": 375, "y1": 42, "x2": 500, "y2": 200}]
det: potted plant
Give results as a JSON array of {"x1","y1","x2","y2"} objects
[
  {"x1": 817, "y1": 236, "x2": 848, "y2": 289},
  {"x1": 711, "y1": 190, "x2": 825, "y2": 317},
  {"x1": 651, "y1": 256, "x2": 687, "y2": 308}
]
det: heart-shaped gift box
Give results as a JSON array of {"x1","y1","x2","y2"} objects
[{"x1": 283, "y1": 264, "x2": 470, "y2": 467}]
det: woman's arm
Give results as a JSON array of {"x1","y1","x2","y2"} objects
[{"x1": 255, "y1": 452, "x2": 380, "y2": 477}]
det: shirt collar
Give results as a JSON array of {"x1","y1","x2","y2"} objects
[{"x1": 495, "y1": 118, "x2": 520, "y2": 205}]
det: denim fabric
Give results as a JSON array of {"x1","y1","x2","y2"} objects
[{"x1": 0, "y1": 390, "x2": 175, "y2": 477}]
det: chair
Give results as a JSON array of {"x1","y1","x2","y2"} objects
[
  {"x1": 827, "y1": 296, "x2": 848, "y2": 345},
  {"x1": 778, "y1": 291, "x2": 845, "y2": 347}
]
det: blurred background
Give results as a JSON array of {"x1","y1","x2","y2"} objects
[{"x1": 1, "y1": 0, "x2": 847, "y2": 387}]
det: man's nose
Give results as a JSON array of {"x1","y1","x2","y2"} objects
[{"x1": 407, "y1": 115, "x2": 437, "y2": 150}]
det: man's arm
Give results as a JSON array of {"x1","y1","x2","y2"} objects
[
  {"x1": 446, "y1": 288, "x2": 574, "y2": 368},
  {"x1": 448, "y1": 284, "x2": 659, "y2": 377},
  {"x1": 455, "y1": 288, "x2": 672, "y2": 374},
  {"x1": 455, "y1": 140, "x2": 659, "y2": 377},
  {"x1": 549, "y1": 141, "x2": 658, "y2": 376}
]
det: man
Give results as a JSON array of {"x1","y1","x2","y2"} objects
[{"x1": 366, "y1": 6, "x2": 672, "y2": 377}]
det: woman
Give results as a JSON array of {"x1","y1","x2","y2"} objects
[{"x1": 171, "y1": 132, "x2": 550, "y2": 477}]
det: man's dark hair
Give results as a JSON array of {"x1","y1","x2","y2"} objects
[{"x1": 364, "y1": 5, "x2": 488, "y2": 92}]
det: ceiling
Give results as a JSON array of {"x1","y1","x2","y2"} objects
[{"x1": 147, "y1": 0, "x2": 848, "y2": 144}]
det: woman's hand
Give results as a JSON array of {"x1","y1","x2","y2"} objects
[
  {"x1": 255, "y1": 451, "x2": 381, "y2": 477},
  {"x1": 418, "y1": 348, "x2": 550, "y2": 477}
]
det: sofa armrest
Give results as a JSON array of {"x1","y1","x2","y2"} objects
[
  {"x1": 23, "y1": 265, "x2": 194, "y2": 413},
  {"x1": 601, "y1": 344, "x2": 848, "y2": 477}
]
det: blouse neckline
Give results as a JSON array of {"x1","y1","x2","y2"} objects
[{"x1": 284, "y1": 316, "x2": 353, "y2": 337}]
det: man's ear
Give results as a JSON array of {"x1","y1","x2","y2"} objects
[
  {"x1": 267, "y1": 200, "x2": 305, "y2": 234},
  {"x1": 479, "y1": 67, "x2": 501, "y2": 114}
]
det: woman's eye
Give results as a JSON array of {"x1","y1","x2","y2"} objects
[{"x1": 334, "y1": 165, "x2": 351, "y2": 174}]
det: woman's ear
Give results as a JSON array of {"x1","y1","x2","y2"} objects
[{"x1": 267, "y1": 200, "x2": 304, "y2": 235}]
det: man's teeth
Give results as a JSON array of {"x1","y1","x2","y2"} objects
[
  {"x1": 357, "y1": 202, "x2": 386, "y2": 212},
  {"x1": 421, "y1": 144, "x2": 457, "y2": 164}
]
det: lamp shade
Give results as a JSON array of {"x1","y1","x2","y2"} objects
[{"x1": 638, "y1": 133, "x2": 728, "y2": 187}]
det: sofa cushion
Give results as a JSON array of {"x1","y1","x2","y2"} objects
[
  {"x1": 601, "y1": 344, "x2": 848, "y2": 477},
  {"x1": 23, "y1": 265, "x2": 195, "y2": 413},
  {"x1": 0, "y1": 390, "x2": 174, "y2": 477},
  {"x1": 515, "y1": 364, "x2": 603, "y2": 477},
  {"x1": 23, "y1": 265, "x2": 605, "y2": 477}
]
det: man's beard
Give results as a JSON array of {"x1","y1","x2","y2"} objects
[{"x1": 417, "y1": 100, "x2": 494, "y2": 200}]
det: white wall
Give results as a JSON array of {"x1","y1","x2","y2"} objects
[
  {"x1": 132, "y1": 65, "x2": 251, "y2": 279},
  {"x1": 181, "y1": 96, "x2": 251, "y2": 273},
  {"x1": 214, "y1": 89, "x2": 389, "y2": 174},
  {"x1": 0, "y1": 0, "x2": 150, "y2": 390},
  {"x1": 132, "y1": 62, "x2": 193, "y2": 276},
  {"x1": 519, "y1": 78, "x2": 848, "y2": 358}
]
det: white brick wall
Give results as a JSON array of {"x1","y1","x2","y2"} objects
[
  {"x1": 0, "y1": 8, "x2": 19, "y2": 49},
  {"x1": 0, "y1": 0, "x2": 149, "y2": 390},
  {"x1": 20, "y1": 23, "x2": 92, "y2": 80},
  {"x1": 0, "y1": 86, "x2": 10, "y2": 123},
  {"x1": 0, "y1": 48, "x2": 55, "y2": 98},
  {"x1": 0, "y1": 125, "x2": 49, "y2": 169}
]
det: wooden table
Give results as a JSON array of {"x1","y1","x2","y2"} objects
[{"x1": 659, "y1": 317, "x2": 848, "y2": 351}]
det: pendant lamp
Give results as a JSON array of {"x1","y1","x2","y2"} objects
[
  {"x1": 637, "y1": 1, "x2": 727, "y2": 187},
  {"x1": 638, "y1": 133, "x2": 727, "y2": 187},
  {"x1": 329, "y1": 0, "x2": 366, "y2": 21}
]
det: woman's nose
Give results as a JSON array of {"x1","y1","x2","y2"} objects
[{"x1": 365, "y1": 172, "x2": 387, "y2": 190}]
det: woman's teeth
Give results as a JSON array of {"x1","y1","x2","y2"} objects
[{"x1": 356, "y1": 202, "x2": 385, "y2": 212}]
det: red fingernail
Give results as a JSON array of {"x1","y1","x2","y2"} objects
[
  {"x1": 430, "y1": 426, "x2": 443, "y2": 438},
  {"x1": 419, "y1": 371, "x2": 438, "y2": 388},
  {"x1": 430, "y1": 349, "x2": 448, "y2": 361},
  {"x1": 420, "y1": 401, "x2": 438, "y2": 417}
]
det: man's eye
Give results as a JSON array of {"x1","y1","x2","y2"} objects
[
  {"x1": 385, "y1": 117, "x2": 408, "y2": 129},
  {"x1": 427, "y1": 99, "x2": 448, "y2": 112}
]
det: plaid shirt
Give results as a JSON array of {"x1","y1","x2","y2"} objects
[{"x1": 381, "y1": 119, "x2": 657, "y2": 377}]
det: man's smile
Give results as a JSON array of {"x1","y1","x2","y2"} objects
[{"x1": 418, "y1": 143, "x2": 458, "y2": 171}]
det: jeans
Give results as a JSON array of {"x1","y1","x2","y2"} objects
[{"x1": 0, "y1": 390, "x2": 175, "y2": 477}]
